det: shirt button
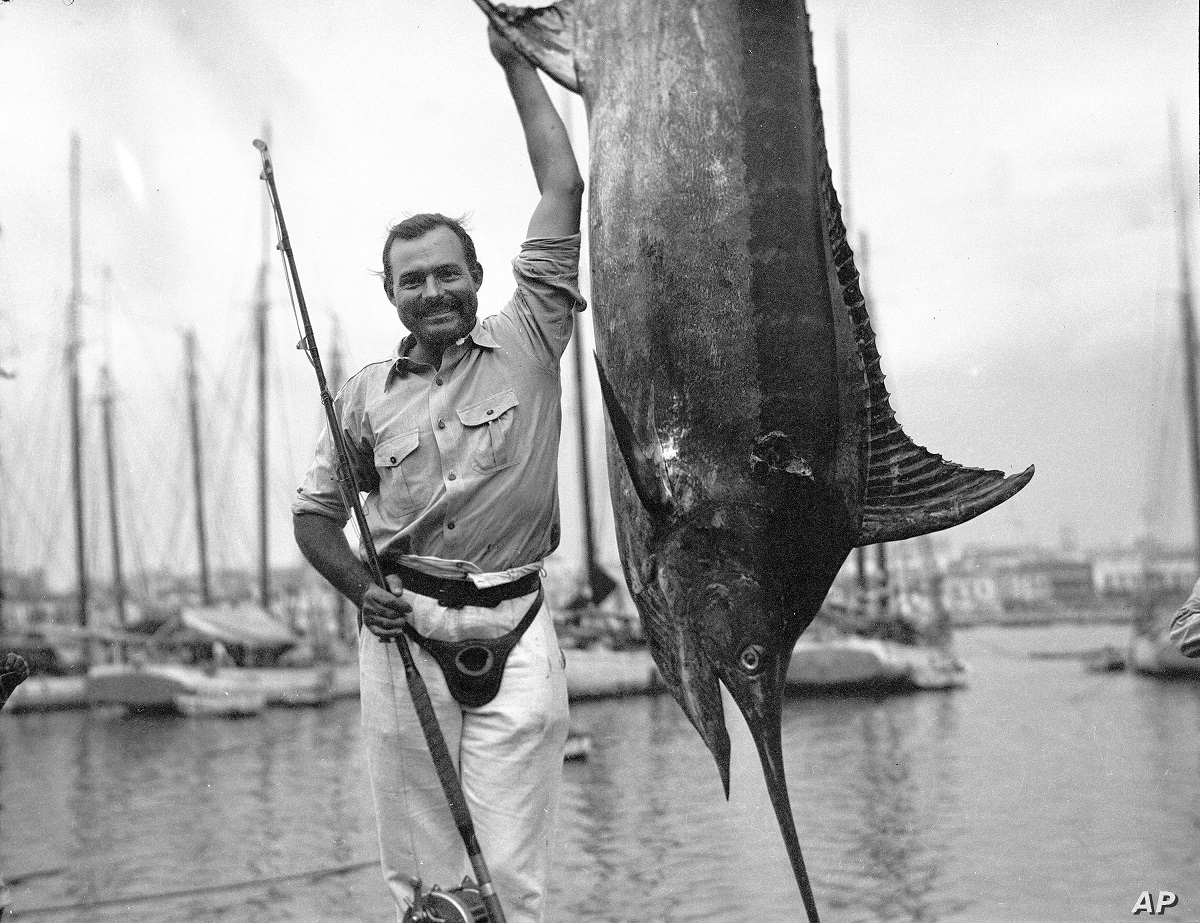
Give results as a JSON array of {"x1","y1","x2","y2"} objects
[
  {"x1": 486, "y1": 409, "x2": 493, "y2": 416},
  {"x1": 435, "y1": 377, "x2": 443, "y2": 386},
  {"x1": 447, "y1": 521, "x2": 456, "y2": 530},
  {"x1": 448, "y1": 471, "x2": 456, "y2": 481},
  {"x1": 437, "y1": 419, "x2": 445, "y2": 429},
  {"x1": 389, "y1": 456, "x2": 397, "y2": 463}
]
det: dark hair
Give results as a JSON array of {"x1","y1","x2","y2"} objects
[{"x1": 380, "y1": 213, "x2": 482, "y2": 300}]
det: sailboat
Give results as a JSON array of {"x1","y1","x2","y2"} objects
[
  {"x1": 0, "y1": 179, "x2": 90, "y2": 708},
  {"x1": 84, "y1": 128, "x2": 340, "y2": 713},
  {"x1": 154, "y1": 140, "x2": 347, "y2": 707},
  {"x1": 3, "y1": 135, "x2": 95, "y2": 711},
  {"x1": 1129, "y1": 113, "x2": 1200, "y2": 679},
  {"x1": 227, "y1": 124, "x2": 347, "y2": 704},
  {"x1": 85, "y1": 328, "x2": 283, "y2": 716},
  {"x1": 171, "y1": 154, "x2": 342, "y2": 707}
]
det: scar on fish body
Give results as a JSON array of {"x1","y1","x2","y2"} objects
[{"x1": 472, "y1": 2, "x2": 1033, "y2": 921}]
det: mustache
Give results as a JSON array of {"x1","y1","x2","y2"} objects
[{"x1": 416, "y1": 293, "x2": 468, "y2": 317}]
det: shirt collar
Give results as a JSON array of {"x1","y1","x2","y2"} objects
[{"x1": 385, "y1": 320, "x2": 499, "y2": 389}]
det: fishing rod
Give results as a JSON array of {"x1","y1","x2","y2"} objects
[{"x1": 252, "y1": 138, "x2": 506, "y2": 923}]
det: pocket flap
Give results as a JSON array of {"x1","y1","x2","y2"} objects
[
  {"x1": 374, "y1": 430, "x2": 420, "y2": 468},
  {"x1": 457, "y1": 388, "x2": 519, "y2": 427}
]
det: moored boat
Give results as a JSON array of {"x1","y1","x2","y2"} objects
[
  {"x1": 175, "y1": 682, "x2": 267, "y2": 718},
  {"x1": 787, "y1": 634, "x2": 967, "y2": 694},
  {"x1": 563, "y1": 644, "x2": 660, "y2": 700},
  {"x1": 86, "y1": 660, "x2": 267, "y2": 715}
]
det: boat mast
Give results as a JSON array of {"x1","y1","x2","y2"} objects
[
  {"x1": 67, "y1": 132, "x2": 89, "y2": 638},
  {"x1": 0, "y1": 392, "x2": 7, "y2": 637},
  {"x1": 184, "y1": 329, "x2": 213, "y2": 605},
  {"x1": 98, "y1": 267, "x2": 127, "y2": 628},
  {"x1": 328, "y1": 316, "x2": 345, "y2": 398},
  {"x1": 0, "y1": 222, "x2": 9, "y2": 635},
  {"x1": 99, "y1": 366, "x2": 127, "y2": 626},
  {"x1": 326, "y1": 316, "x2": 354, "y2": 640},
  {"x1": 566, "y1": 100, "x2": 599, "y2": 604},
  {"x1": 559, "y1": 89, "x2": 614, "y2": 608},
  {"x1": 255, "y1": 123, "x2": 271, "y2": 611},
  {"x1": 571, "y1": 283, "x2": 605, "y2": 601},
  {"x1": 1169, "y1": 109, "x2": 1200, "y2": 570}
]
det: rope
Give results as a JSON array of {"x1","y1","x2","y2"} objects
[{"x1": 6, "y1": 859, "x2": 377, "y2": 918}]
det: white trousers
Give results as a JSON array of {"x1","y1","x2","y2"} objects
[{"x1": 359, "y1": 589, "x2": 570, "y2": 923}]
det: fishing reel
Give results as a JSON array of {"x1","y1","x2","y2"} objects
[{"x1": 403, "y1": 878, "x2": 492, "y2": 923}]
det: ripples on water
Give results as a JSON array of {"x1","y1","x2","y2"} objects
[{"x1": 2, "y1": 625, "x2": 1198, "y2": 922}]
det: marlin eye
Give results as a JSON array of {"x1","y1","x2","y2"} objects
[{"x1": 738, "y1": 644, "x2": 764, "y2": 674}]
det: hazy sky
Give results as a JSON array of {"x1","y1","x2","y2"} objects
[{"x1": 0, "y1": 0, "x2": 1197, "y2": 590}]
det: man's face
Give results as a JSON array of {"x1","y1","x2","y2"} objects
[{"x1": 387, "y1": 226, "x2": 481, "y2": 354}]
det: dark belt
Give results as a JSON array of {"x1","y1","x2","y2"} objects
[{"x1": 386, "y1": 563, "x2": 541, "y2": 610}]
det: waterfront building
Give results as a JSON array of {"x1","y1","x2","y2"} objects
[{"x1": 1092, "y1": 550, "x2": 1197, "y2": 601}]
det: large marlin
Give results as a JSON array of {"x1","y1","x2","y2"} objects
[{"x1": 473, "y1": 2, "x2": 1033, "y2": 919}]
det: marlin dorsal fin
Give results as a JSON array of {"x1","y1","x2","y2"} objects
[
  {"x1": 835, "y1": 215, "x2": 1034, "y2": 543},
  {"x1": 836, "y1": 222, "x2": 1034, "y2": 544},
  {"x1": 470, "y1": 1, "x2": 579, "y2": 93},
  {"x1": 799, "y1": 31, "x2": 1035, "y2": 546}
]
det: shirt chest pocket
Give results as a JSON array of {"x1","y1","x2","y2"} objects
[
  {"x1": 374, "y1": 430, "x2": 425, "y2": 515},
  {"x1": 457, "y1": 388, "x2": 519, "y2": 474}
]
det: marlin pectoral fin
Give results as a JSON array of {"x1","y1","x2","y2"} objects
[
  {"x1": 856, "y1": 451, "x2": 1035, "y2": 546},
  {"x1": 594, "y1": 353, "x2": 676, "y2": 523},
  {"x1": 470, "y1": 0, "x2": 579, "y2": 93}
]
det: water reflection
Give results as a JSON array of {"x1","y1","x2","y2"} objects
[
  {"x1": 554, "y1": 694, "x2": 698, "y2": 923},
  {"x1": 841, "y1": 698, "x2": 970, "y2": 923},
  {"x1": 555, "y1": 690, "x2": 975, "y2": 923},
  {"x1": 1133, "y1": 676, "x2": 1200, "y2": 891},
  {"x1": 1, "y1": 703, "x2": 386, "y2": 922},
  {"x1": 3, "y1": 626, "x2": 1199, "y2": 922}
]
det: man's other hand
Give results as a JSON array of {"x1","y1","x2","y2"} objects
[{"x1": 361, "y1": 575, "x2": 413, "y2": 640}]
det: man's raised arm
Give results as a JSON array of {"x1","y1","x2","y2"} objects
[{"x1": 489, "y1": 24, "x2": 584, "y2": 239}]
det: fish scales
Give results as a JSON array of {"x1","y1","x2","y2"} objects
[{"x1": 472, "y1": 2, "x2": 1033, "y2": 919}]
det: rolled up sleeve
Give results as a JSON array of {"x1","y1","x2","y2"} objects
[{"x1": 506, "y1": 234, "x2": 587, "y2": 363}]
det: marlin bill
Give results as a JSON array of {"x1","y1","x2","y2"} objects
[{"x1": 471, "y1": 2, "x2": 1033, "y2": 920}]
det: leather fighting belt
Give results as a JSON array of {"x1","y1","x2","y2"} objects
[{"x1": 387, "y1": 564, "x2": 543, "y2": 709}]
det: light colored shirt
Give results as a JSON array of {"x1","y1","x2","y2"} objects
[
  {"x1": 293, "y1": 235, "x2": 586, "y2": 578},
  {"x1": 1169, "y1": 577, "x2": 1200, "y2": 658}
]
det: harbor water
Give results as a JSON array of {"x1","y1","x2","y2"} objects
[{"x1": 2, "y1": 623, "x2": 1198, "y2": 922}]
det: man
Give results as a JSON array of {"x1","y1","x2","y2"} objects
[
  {"x1": 1168, "y1": 577, "x2": 1200, "y2": 658},
  {"x1": 292, "y1": 24, "x2": 584, "y2": 923}
]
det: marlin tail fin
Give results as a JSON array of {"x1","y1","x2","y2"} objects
[{"x1": 470, "y1": 0, "x2": 579, "y2": 93}]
